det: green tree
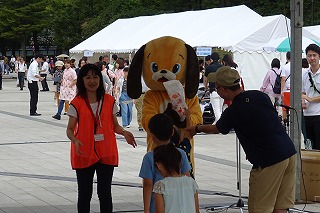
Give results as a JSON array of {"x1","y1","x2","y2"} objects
[{"x1": 0, "y1": 0, "x2": 52, "y2": 57}]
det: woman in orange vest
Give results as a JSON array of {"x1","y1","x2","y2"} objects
[{"x1": 66, "y1": 63, "x2": 137, "y2": 213}]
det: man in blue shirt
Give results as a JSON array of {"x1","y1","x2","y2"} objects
[{"x1": 189, "y1": 66, "x2": 297, "y2": 213}]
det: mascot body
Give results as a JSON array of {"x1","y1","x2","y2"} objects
[{"x1": 128, "y1": 36, "x2": 202, "y2": 174}]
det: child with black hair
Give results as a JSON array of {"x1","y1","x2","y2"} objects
[
  {"x1": 139, "y1": 113, "x2": 191, "y2": 213},
  {"x1": 153, "y1": 143, "x2": 199, "y2": 213}
]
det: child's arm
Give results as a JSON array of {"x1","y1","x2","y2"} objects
[
  {"x1": 154, "y1": 193, "x2": 165, "y2": 213},
  {"x1": 142, "y1": 178, "x2": 153, "y2": 213},
  {"x1": 182, "y1": 171, "x2": 191, "y2": 177},
  {"x1": 194, "y1": 191, "x2": 200, "y2": 213}
]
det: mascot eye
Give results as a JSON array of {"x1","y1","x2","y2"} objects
[
  {"x1": 172, "y1": 64, "x2": 181, "y2": 74},
  {"x1": 150, "y1": 62, "x2": 158, "y2": 73}
]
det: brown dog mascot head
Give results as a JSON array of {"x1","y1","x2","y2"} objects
[{"x1": 127, "y1": 36, "x2": 199, "y2": 99}]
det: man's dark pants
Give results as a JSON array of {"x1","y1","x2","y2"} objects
[
  {"x1": 305, "y1": 115, "x2": 320, "y2": 150},
  {"x1": 18, "y1": 72, "x2": 25, "y2": 89},
  {"x1": 0, "y1": 73, "x2": 2, "y2": 89},
  {"x1": 40, "y1": 73, "x2": 49, "y2": 91},
  {"x1": 28, "y1": 81, "x2": 39, "y2": 114}
]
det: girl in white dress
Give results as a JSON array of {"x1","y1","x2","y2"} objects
[{"x1": 153, "y1": 143, "x2": 200, "y2": 213}]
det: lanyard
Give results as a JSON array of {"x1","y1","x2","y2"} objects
[{"x1": 85, "y1": 97, "x2": 101, "y2": 134}]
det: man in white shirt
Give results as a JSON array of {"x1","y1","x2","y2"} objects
[
  {"x1": 40, "y1": 59, "x2": 50, "y2": 91},
  {"x1": 302, "y1": 44, "x2": 320, "y2": 150},
  {"x1": 15, "y1": 56, "x2": 28, "y2": 90},
  {"x1": 27, "y1": 54, "x2": 45, "y2": 116}
]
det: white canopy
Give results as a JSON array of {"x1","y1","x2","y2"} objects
[
  {"x1": 70, "y1": 5, "x2": 265, "y2": 53},
  {"x1": 69, "y1": 5, "x2": 320, "y2": 90}
]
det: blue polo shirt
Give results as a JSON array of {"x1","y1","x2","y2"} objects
[{"x1": 216, "y1": 90, "x2": 296, "y2": 168}]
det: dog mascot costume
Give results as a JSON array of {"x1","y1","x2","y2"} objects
[{"x1": 127, "y1": 36, "x2": 202, "y2": 176}]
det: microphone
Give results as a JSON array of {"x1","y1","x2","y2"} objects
[{"x1": 274, "y1": 97, "x2": 294, "y2": 110}]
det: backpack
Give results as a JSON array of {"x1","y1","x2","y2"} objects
[
  {"x1": 202, "y1": 103, "x2": 215, "y2": 124},
  {"x1": 271, "y1": 69, "x2": 282, "y2": 94}
]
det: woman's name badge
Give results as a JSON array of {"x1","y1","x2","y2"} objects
[{"x1": 94, "y1": 134, "x2": 104, "y2": 142}]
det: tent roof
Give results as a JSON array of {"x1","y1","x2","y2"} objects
[{"x1": 70, "y1": 5, "x2": 320, "y2": 54}]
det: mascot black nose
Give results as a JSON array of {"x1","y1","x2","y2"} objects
[{"x1": 160, "y1": 70, "x2": 167, "y2": 74}]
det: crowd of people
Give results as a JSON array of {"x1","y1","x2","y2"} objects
[
  {"x1": 260, "y1": 44, "x2": 320, "y2": 150},
  {"x1": 1, "y1": 44, "x2": 320, "y2": 212}
]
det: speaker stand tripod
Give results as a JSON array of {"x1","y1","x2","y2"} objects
[{"x1": 206, "y1": 135, "x2": 248, "y2": 212}]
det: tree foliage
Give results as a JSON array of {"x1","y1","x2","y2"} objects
[{"x1": 0, "y1": 0, "x2": 320, "y2": 56}]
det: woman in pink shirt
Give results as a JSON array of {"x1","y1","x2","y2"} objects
[{"x1": 260, "y1": 58, "x2": 282, "y2": 114}]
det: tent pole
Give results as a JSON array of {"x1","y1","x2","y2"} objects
[{"x1": 290, "y1": 0, "x2": 303, "y2": 202}]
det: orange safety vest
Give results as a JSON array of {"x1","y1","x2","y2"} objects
[{"x1": 70, "y1": 94, "x2": 118, "y2": 169}]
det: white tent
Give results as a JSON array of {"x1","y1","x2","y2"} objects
[{"x1": 70, "y1": 5, "x2": 320, "y2": 89}]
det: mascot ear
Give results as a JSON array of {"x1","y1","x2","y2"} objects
[
  {"x1": 128, "y1": 44, "x2": 146, "y2": 99},
  {"x1": 185, "y1": 44, "x2": 199, "y2": 99}
]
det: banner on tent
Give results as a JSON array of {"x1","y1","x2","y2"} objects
[
  {"x1": 84, "y1": 50, "x2": 93, "y2": 57},
  {"x1": 196, "y1": 47, "x2": 212, "y2": 56}
]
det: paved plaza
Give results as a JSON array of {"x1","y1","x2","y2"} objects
[{"x1": 0, "y1": 76, "x2": 319, "y2": 213}]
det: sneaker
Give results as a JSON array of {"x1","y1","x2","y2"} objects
[
  {"x1": 52, "y1": 114, "x2": 61, "y2": 120},
  {"x1": 125, "y1": 125, "x2": 130, "y2": 128}
]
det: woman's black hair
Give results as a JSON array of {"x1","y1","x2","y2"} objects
[
  {"x1": 271, "y1": 58, "x2": 280, "y2": 69},
  {"x1": 76, "y1": 63, "x2": 105, "y2": 101},
  {"x1": 302, "y1": 58, "x2": 309, "y2": 68},
  {"x1": 222, "y1": 54, "x2": 238, "y2": 68},
  {"x1": 153, "y1": 143, "x2": 181, "y2": 176}
]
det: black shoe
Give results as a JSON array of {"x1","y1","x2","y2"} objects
[
  {"x1": 138, "y1": 128, "x2": 144, "y2": 132},
  {"x1": 30, "y1": 112, "x2": 41, "y2": 116},
  {"x1": 20, "y1": 88, "x2": 23, "y2": 90},
  {"x1": 52, "y1": 114, "x2": 61, "y2": 120},
  {"x1": 63, "y1": 112, "x2": 67, "y2": 115}
]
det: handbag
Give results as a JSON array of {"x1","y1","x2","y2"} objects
[{"x1": 53, "y1": 76, "x2": 61, "y2": 83}]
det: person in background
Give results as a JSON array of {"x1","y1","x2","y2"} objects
[
  {"x1": 116, "y1": 67, "x2": 133, "y2": 128},
  {"x1": 4, "y1": 56, "x2": 9, "y2": 75},
  {"x1": 15, "y1": 56, "x2": 28, "y2": 91},
  {"x1": 0, "y1": 56, "x2": 3, "y2": 90},
  {"x1": 27, "y1": 54, "x2": 45, "y2": 116},
  {"x1": 221, "y1": 54, "x2": 243, "y2": 109},
  {"x1": 134, "y1": 77, "x2": 149, "y2": 131},
  {"x1": 75, "y1": 59, "x2": 86, "y2": 76},
  {"x1": 153, "y1": 143, "x2": 200, "y2": 213},
  {"x1": 111, "y1": 54, "x2": 118, "y2": 71},
  {"x1": 302, "y1": 44, "x2": 320, "y2": 150},
  {"x1": 139, "y1": 113, "x2": 191, "y2": 213},
  {"x1": 40, "y1": 57, "x2": 50, "y2": 91},
  {"x1": 124, "y1": 59, "x2": 130, "y2": 67},
  {"x1": 198, "y1": 59, "x2": 204, "y2": 84},
  {"x1": 280, "y1": 52, "x2": 291, "y2": 122},
  {"x1": 52, "y1": 59, "x2": 77, "y2": 120},
  {"x1": 188, "y1": 66, "x2": 297, "y2": 213},
  {"x1": 70, "y1": 59, "x2": 77, "y2": 70},
  {"x1": 204, "y1": 52, "x2": 223, "y2": 123},
  {"x1": 97, "y1": 61, "x2": 112, "y2": 94},
  {"x1": 302, "y1": 58, "x2": 309, "y2": 74},
  {"x1": 66, "y1": 63, "x2": 137, "y2": 213},
  {"x1": 53, "y1": 61, "x2": 65, "y2": 107},
  {"x1": 114, "y1": 58, "x2": 125, "y2": 117},
  {"x1": 260, "y1": 58, "x2": 282, "y2": 114},
  {"x1": 49, "y1": 57, "x2": 56, "y2": 75}
]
